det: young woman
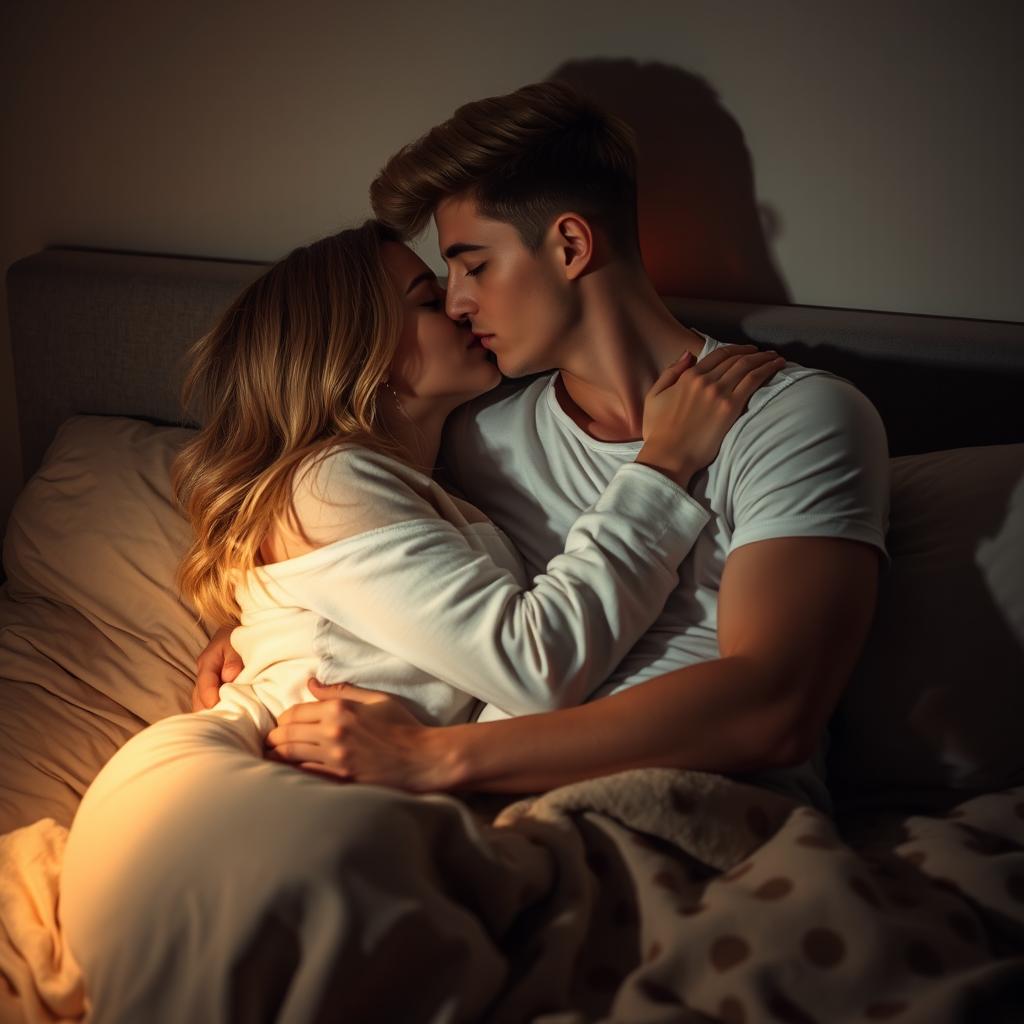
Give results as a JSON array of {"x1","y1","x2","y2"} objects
[{"x1": 173, "y1": 220, "x2": 783, "y2": 748}]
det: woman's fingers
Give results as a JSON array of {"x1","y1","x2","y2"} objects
[
  {"x1": 647, "y1": 351, "x2": 695, "y2": 397},
  {"x1": 690, "y1": 344, "x2": 758, "y2": 380},
  {"x1": 731, "y1": 358, "x2": 788, "y2": 405},
  {"x1": 697, "y1": 345, "x2": 767, "y2": 383},
  {"x1": 715, "y1": 350, "x2": 784, "y2": 393}
]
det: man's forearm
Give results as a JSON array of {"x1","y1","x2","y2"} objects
[{"x1": 440, "y1": 656, "x2": 807, "y2": 794}]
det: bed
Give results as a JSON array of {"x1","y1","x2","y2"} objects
[{"x1": 1, "y1": 246, "x2": 1023, "y2": 1022}]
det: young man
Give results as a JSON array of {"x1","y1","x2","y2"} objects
[{"x1": 196, "y1": 80, "x2": 888, "y2": 812}]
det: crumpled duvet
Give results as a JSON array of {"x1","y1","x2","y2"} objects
[
  {"x1": 4, "y1": 768, "x2": 1024, "y2": 1023},
  {"x1": 0, "y1": 819, "x2": 83, "y2": 1024}
]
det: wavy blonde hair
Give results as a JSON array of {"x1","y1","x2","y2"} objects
[{"x1": 172, "y1": 219, "x2": 403, "y2": 627}]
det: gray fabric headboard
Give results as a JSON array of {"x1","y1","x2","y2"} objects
[{"x1": 7, "y1": 246, "x2": 1024, "y2": 484}]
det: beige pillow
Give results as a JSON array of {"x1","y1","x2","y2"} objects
[
  {"x1": 829, "y1": 443, "x2": 1024, "y2": 802},
  {"x1": 0, "y1": 415, "x2": 204, "y2": 831}
]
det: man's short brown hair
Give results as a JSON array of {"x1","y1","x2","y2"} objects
[{"x1": 370, "y1": 80, "x2": 640, "y2": 257}]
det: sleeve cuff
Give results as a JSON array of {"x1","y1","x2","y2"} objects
[
  {"x1": 729, "y1": 515, "x2": 890, "y2": 566},
  {"x1": 593, "y1": 462, "x2": 712, "y2": 560}
]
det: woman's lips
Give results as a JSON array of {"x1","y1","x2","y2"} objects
[{"x1": 474, "y1": 334, "x2": 495, "y2": 349}]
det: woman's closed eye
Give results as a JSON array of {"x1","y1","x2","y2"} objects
[
  {"x1": 420, "y1": 298, "x2": 443, "y2": 311},
  {"x1": 466, "y1": 262, "x2": 487, "y2": 278}
]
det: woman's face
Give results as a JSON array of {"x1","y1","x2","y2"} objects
[{"x1": 381, "y1": 242, "x2": 501, "y2": 410}]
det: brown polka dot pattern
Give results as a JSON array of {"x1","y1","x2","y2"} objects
[
  {"x1": 906, "y1": 940, "x2": 944, "y2": 977},
  {"x1": 802, "y1": 927, "x2": 846, "y2": 968},
  {"x1": 710, "y1": 935, "x2": 750, "y2": 971},
  {"x1": 865, "y1": 1001, "x2": 908, "y2": 1019},
  {"x1": 754, "y1": 877, "x2": 794, "y2": 900},
  {"x1": 719, "y1": 995, "x2": 747, "y2": 1023}
]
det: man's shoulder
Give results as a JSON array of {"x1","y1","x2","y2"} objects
[
  {"x1": 716, "y1": 359, "x2": 890, "y2": 528},
  {"x1": 731, "y1": 360, "x2": 883, "y2": 451}
]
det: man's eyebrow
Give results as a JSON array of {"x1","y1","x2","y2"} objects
[
  {"x1": 442, "y1": 243, "x2": 487, "y2": 260},
  {"x1": 404, "y1": 270, "x2": 436, "y2": 295}
]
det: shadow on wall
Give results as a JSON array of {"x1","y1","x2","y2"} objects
[{"x1": 548, "y1": 59, "x2": 790, "y2": 305}]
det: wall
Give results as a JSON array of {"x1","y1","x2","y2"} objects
[{"x1": 2, "y1": 0, "x2": 1022, "y2": 538}]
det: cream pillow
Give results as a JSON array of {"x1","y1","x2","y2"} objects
[
  {"x1": 829, "y1": 443, "x2": 1024, "y2": 801},
  {"x1": 0, "y1": 415, "x2": 204, "y2": 831}
]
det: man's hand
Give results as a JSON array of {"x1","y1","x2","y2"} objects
[
  {"x1": 264, "y1": 679, "x2": 459, "y2": 792},
  {"x1": 191, "y1": 624, "x2": 244, "y2": 712}
]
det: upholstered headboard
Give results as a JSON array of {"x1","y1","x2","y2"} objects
[{"x1": 7, "y1": 245, "x2": 1024, "y2": 484}]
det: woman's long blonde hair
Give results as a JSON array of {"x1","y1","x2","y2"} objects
[{"x1": 172, "y1": 219, "x2": 403, "y2": 627}]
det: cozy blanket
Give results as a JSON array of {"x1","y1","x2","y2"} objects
[{"x1": 3, "y1": 768, "x2": 1023, "y2": 1022}]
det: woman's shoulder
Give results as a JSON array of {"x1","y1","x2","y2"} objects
[
  {"x1": 292, "y1": 442, "x2": 426, "y2": 533},
  {"x1": 293, "y1": 441, "x2": 493, "y2": 541}
]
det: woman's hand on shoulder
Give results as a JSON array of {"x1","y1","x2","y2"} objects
[{"x1": 638, "y1": 345, "x2": 785, "y2": 489}]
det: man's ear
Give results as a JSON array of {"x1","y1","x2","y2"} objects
[{"x1": 550, "y1": 213, "x2": 593, "y2": 281}]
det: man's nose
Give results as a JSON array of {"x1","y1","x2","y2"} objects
[{"x1": 445, "y1": 279, "x2": 476, "y2": 321}]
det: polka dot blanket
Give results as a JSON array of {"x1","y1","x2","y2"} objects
[{"x1": 2, "y1": 768, "x2": 1022, "y2": 1021}]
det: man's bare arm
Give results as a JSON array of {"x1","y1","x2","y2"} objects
[
  {"x1": 436, "y1": 536, "x2": 880, "y2": 792},
  {"x1": 192, "y1": 624, "x2": 243, "y2": 711}
]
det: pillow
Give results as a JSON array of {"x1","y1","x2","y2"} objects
[
  {"x1": 0, "y1": 415, "x2": 205, "y2": 832},
  {"x1": 829, "y1": 443, "x2": 1024, "y2": 803}
]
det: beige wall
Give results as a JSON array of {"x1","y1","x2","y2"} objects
[{"x1": 2, "y1": 0, "x2": 1021, "y2": 539}]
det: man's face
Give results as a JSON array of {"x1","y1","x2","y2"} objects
[{"x1": 434, "y1": 196, "x2": 573, "y2": 378}]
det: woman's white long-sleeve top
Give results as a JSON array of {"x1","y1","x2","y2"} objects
[{"x1": 217, "y1": 445, "x2": 710, "y2": 735}]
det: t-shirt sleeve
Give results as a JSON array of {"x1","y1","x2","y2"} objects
[
  {"x1": 275, "y1": 447, "x2": 712, "y2": 716},
  {"x1": 726, "y1": 374, "x2": 890, "y2": 559}
]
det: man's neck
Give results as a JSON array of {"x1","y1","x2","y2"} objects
[{"x1": 553, "y1": 262, "x2": 706, "y2": 442}]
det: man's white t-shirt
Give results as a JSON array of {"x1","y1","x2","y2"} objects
[{"x1": 441, "y1": 332, "x2": 891, "y2": 812}]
